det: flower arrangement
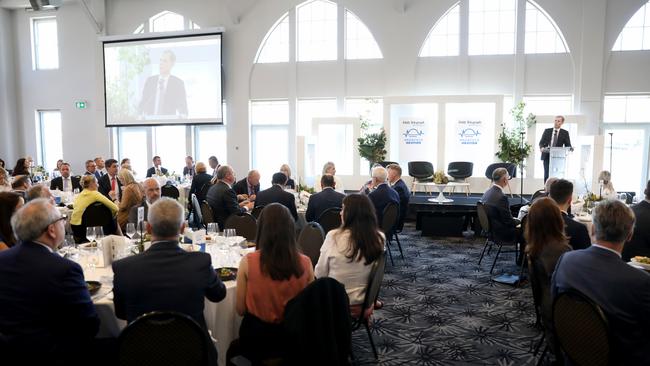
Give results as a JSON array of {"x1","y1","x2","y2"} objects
[
  {"x1": 433, "y1": 171, "x2": 449, "y2": 184},
  {"x1": 297, "y1": 183, "x2": 315, "y2": 194}
]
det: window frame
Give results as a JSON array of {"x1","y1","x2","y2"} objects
[{"x1": 30, "y1": 16, "x2": 59, "y2": 70}]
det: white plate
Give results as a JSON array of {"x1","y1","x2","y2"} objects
[{"x1": 629, "y1": 258, "x2": 650, "y2": 270}]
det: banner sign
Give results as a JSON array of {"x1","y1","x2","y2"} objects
[
  {"x1": 399, "y1": 117, "x2": 432, "y2": 162},
  {"x1": 457, "y1": 120, "x2": 482, "y2": 145}
]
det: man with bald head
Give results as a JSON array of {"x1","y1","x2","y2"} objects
[
  {"x1": 128, "y1": 178, "x2": 162, "y2": 225},
  {"x1": 233, "y1": 169, "x2": 261, "y2": 202}
]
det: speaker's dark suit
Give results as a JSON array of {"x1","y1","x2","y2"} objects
[
  {"x1": 206, "y1": 181, "x2": 246, "y2": 228},
  {"x1": 112, "y1": 240, "x2": 226, "y2": 328},
  {"x1": 50, "y1": 176, "x2": 82, "y2": 192},
  {"x1": 481, "y1": 185, "x2": 518, "y2": 241},
  {"x1": 391, "y1": 179, "x2": 411, "y2": 230},
  {"x1": 562, "y1": 212, "x2": 591, "y2": 250},
  {"x1": 368, "y1": 183, "x2": 400, "y2": 225},
  {"x1": 539, "y1": 128, "x2": 572, "y2": 182},
  {"x1": 232, "y1": 178, "x2": 260, "y2": 197},
  {"x1": 139, "y1": 75, "x2": 188, "y2": 116},
  {"x1": 255, "y1": 185, "x2": 298, "y2": 221},
  {"x1": 551, "y1": 246, "x2": 650, "y2": 365},
  {"x1": 146, "y1": 166, "x2": 169, "y2": 178},
  {"x1": 0, "y1": 241, "x2": 99, "y2": 365},
  {"x1": 623, "y1": 200, "x2": 650, "y2": 261},
  {"x1": 305, "y1": 187, "x2": 345, "y2": 222},
  {"x1": 98, "y1": 173, "x2": 122, "y2": 200}
]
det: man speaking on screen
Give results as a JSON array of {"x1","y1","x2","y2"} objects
[{"x1": 139, "y1": 50, "x2": 188, "y2": 118}]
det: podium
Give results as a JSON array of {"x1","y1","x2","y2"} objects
[{"x1": 549, "y1": 147, "x2": 572, "y2": 179}]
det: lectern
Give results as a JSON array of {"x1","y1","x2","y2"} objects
[{"x1": 549, "y1": 146, "x2": 572, "y2": 179}]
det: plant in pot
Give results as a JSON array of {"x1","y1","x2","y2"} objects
[
  {"x1": 357, "y1": 116, "x2": 387, "y2": 168},
  {"x1": 495, "y1": 102, "x2": 536, "y2": 168}
]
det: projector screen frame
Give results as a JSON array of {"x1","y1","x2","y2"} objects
[{"x1": 101, "y1": 28, "x2": 224, "y2": 128}]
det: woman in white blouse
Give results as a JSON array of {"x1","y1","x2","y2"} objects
[
  {"x1": 598, "y1": 170, "x2": 617, "y2": 199},
  {"x1": 314, "y1": 193, "x2": 384, "y2": 307}
]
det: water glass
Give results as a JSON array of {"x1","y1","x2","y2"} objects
[
  {"x1": 86, "y1": 227, "x2": 96, "y2": 243},
  {"x1": 126, "y1": 223, "x2": 136, "y2": 239},
  {"x1": 207, "y1": 223, "x2": 219, "y2": 239}
]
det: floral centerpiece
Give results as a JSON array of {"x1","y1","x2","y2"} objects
[{"x1": 433, "y1": 171, "x2": 449, "y2": 184}]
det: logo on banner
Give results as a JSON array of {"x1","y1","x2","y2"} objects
[
  {"x1": 457, "y1": 120, "x2": 482, "y2": 145},
  {"x1": 401, "y1": 120, "x2": 425, "y2": 145}
]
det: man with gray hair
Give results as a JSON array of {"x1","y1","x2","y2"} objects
[
  {"x1": 481, "y1": 167, "x2": 519, "y2": 242},
  {"x1": 0, "y1": 199, "x2": 99, "y2": 364},
  {"x1": 552, "y1": 200, "x2": 650, "y2": 365},
  {"x1": 368, "y1": 166, "x2": 400, "y2": 224},
  {"x1": 206, "y1": 165, "x2": 253, "y2": 228},
  {"x1": 26, "y1": 184, "x2": 55, "y2": 204},
  {"x1": 112, "y1": 198, "x2": 225, "y2": 361},
  {"x1": 128, "y1": 177, "x2": 161, "y2": 224}
]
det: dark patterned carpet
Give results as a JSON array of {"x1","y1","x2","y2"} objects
[{"x1": 351, "y1": 223, "x2": 542, "y2": 365}]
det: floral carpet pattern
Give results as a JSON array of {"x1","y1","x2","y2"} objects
[{"x1": 351, "y1": 224, "x2": 542, "y2": 365}]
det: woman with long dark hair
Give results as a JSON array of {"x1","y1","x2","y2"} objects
[
  {"x1": 11, "y1": 158, "x2": 29, "y2": 177},
  {"x1": 315, "y1": 193, "x2": 384, "y2": 306},
  {"x1": 0, "y1": 192, "x2": 25, "y2": 250},
  {"x1": 525, "y1": 197, "x2": 571, "y2": 275},
  {"x1": 235, "y1": 203, "x2": 313, "y2": 361}
]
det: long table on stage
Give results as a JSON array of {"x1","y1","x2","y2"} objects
[{"x1": 407, "y1": 193, "x2": 527, "y2": 237}]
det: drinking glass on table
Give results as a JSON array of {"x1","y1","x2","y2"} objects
[
  {"x1": 94, "y1": 226, "x2": 105, "y2": 248},
  {"x1": 126, "y1": 223, "x2": 136, "y2": 239},
  {"x1": 207, "y1": 223, "x2": 219, "y2": 240},
  {"x1": 86, "y1": 227, "x2": 97, "y2": 243}
]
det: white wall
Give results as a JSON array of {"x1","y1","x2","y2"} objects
[{"x1": 0, "y1": 8, "x2": 19, "y2": 163}]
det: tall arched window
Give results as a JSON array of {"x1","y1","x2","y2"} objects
[
  {"x1": 256, "y1": 14, "x2": 289, "y2": 63},
  {"x1": 612, "y1": 1, "x2": 650, "y2": 51},
  {"x1": 419, "y1": 3, "x2": 460, "y2": 57},
  {"x1": 345, "y1": 10, "x2": 382, "y2": 59},
  {"x1": 525, "y1": 1, "x2": 568, "y2": 54}
]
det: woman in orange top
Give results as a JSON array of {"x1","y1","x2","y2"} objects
[{"x1": 236, "y1": 203, "x2": 314, "y2": 361}]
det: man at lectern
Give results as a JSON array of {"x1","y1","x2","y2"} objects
[
  {"x1": 139, "y1": 50, "x2": 188, "y2": 118},
  {"x1": 539, "y1": 115, "x2": 571, "y2": 183}
]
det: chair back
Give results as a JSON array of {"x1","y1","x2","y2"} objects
[
  {"x1": 317, "y1": 207, "x2": 342, "y2": 234},
  {"x1": 376, "y1": 161, "x2": 398, "y2": 168},
  {"x1": 407, "y1": 161, "x2": 434, "y2": 180},
  {"x1": 447, "y1": 161, "x2": 474, "y2": 180},
  {"x1": 553, "y1": 290, "x2": 610, "y2": 366},
  {"x1": 381, "y1": 202, "x2": 399, "y2": 236},
  {"x1": 361, "y1": 251, "x2": 387, "y2": 316},
  {"x1": 117, "y1": 311, "x2": 211, "y2": 366},
  {"x1": 198, "y1": 182, "x2": 212, "y2": 202},
  {"x1": 527, "y1": 255, "x2": 550, "y2": 326},
  {"x1": 476, "y1": 201, "x2": 491, "y2": 237},
  {"x1": 298, "y1": 222, "x2": 325, "y2": 266},
  {"x1": 161, "y1": 183, "x2": 180, "y2": 199},
  {"x1": 531, "y1": 189, "x2": 547, "y2": 201},
  {"x1": 485, "y1": 163, "x2": 516, "y2": 180},
  {"x1": 191, "y1": 194, "x2": 203, "y2": 228},
  {"x1": 224, "y1": 213, "x2": 257, "y2": 241},
  {"x1": 73, "y1": 202, "x2": 117, "y2": 242},
  {"x1": 251, "y1": 205, "x2": 265, "y2": 219},
  {"x1": 200, "y1": 200, "x2": 215, "y2": 227}
]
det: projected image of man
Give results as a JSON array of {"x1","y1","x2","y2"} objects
[{"x1": 139, "y1": 50, "x2": 188, "y2": 117}]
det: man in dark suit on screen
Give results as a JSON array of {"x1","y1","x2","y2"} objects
[
  {"x1": 539, "y1": 115, "x2": 572, "y2": 183},
  {"x1": 206, "y1": 165, "x2": 253, "y2": 228},
  {"x1": 139, "y1": 50, "x2": 188, "y2": 117},
  {"x1": 255, "y1": 172, "x2": 298, "y2": 221},
  {"x1": 306, "y1": 174, "x2": 345, "y2": 222}
]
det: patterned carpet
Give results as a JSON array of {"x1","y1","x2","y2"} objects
[{"x1": 351, "y1": 224, "x2": 543, "y2": 366}]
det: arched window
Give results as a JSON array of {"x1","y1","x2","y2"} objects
[
  {"x1": 256, "y1": 13, "x2": 289, "y2": 63},
  {"x1": 612, "y1": 1, "x2": 650, "y2": 51},
  {"x1": 345, "y1": 10, "x2": 382, "y2": 59},
  {"x1": 468, "y1": 0, "x2": 516, "y2": 55},
  {"x1": 525, "y1": 1, "x2": 568, "y2": 54},
  {"x1": 297, "y1": 0, "x2": 338, "y2": 61},
  {"x1": 132, "y1": 10, "x2": 201, "y2": 34},
  {"x1": 419, "y1": 3, "x2": 460, "y2": 57}
]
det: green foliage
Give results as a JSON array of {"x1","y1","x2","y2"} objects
[
  {"x1": 357, "y1": 128, "x2": 387, "y2": 165},
  {"x1": 297, "y1": 183, "x2": 315, "y2": 194},
  {"x1": 495, "y1": 102, "x2": 536, "y2": 166}
]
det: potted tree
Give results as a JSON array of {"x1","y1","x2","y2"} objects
[
  {"x1": 495, "y1": 102, "x2": 536, "y2": 167},
  {"x1": 357, "y1": 116, "x2": 387, "y2": 168}
]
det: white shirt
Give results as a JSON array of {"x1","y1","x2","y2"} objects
[
  {"x1": 492, "y1": 183, "x2": 505, "y2": 192},
  {"x1": 314, "y1": 228, "x2": 385, "y2": 305},
  {"x1": 62, "y1": 177, "x2": 72, "y2": 192}
]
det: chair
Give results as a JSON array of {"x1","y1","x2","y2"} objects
[
  {"x1": 191, "y1": 194, "x2": 204, "y2": 229},
  {"x1": 553, "y1": 290, "x2": 610, "y2": 366},
  {"x1": 72, "y1": 202, "x2": 118, "y2": 243},
  {"x1": 376, "y1": 161, "x2": 398, "y2": 168},
  {"x1": 530, "y1": 189, "x2": 547, "y2": 201},
  {"x1": 351, "y1": 251, "x2": 386, "y2": 360},
  {"x1": 476, "y1": 202, "x2": 494, "y2": 265},
  {"x1": 298, "y1": 222, "x2": 325, "y2": 267},
  {"x1": 224, "y1": 213, "x2": 257, "y2": 241},
  {"x1": 381, "y1": 202, "x2": 401, "y2": 266},
  {"x1": 407, "y1": 161, "x2": 434, "y2": 193},
  {"x1": 161, "y1": 183, "x2": 180, "y2": 200},
  {"x1": 316, "y1": 207, "x2": 342, "y2": 234},
  {"x1": 200, "y1": 200, "x2": 215, "y2": 228},
  {"x1": 447, "y1": 161, "x2": 473, "y2": 196},
  {"x1": 251, "y1": 205, "x2": 265, "y2": 220},
  {"x1": 117, "y1": 311, "x2": 214, "y2": 366},
  {"x1": 480, "y1": 203, "x2": 519, "y2": 274},
  {"x1": 527, "y1": 255, "x2": 554, "y2": 365}
]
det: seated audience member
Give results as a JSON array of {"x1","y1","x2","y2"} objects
[
  {"x1": 128, "y1": 178, "x2": 161, "y2": 224},
  {"x1": 368, "y1": 166, "x2": 400, "y2": 225},
  {"x1": 0, "y1": 199, "x2": 99, "y2": 365},
  {"x1": 183, "y1": 156, "x2": 195, "y2": 177},
  {"x1": 518, "y1": 177, "x2": 558, "y2": 220},
  {"x1": 305, "y1": 174, "x2": 345, "y2": 222},
  {"x1": 597, "y1": 170, "x2": 617, "y2": 199},
  {"x1": 206, "y1": 165, "x2": 253, "y2": 228},
  {"x1": 387, "y1": 164, "x2": 410, "y2": 229},
  {"x1": 208, "y1": 155, "x2": 220, "y2": 178},
  {"x1": 0, "y1": 158, "x2": 4, "y2": 168},
  {"x1": 50, "y1": 162, "x2": 82, "y2": 193},
  {"x1": 98, "y1": 159, "x2": 122, "y2": 201},
  {"x1": 315, "y1": 161, "x2": 344, "y2": 193},
  {"x1": 0, "y1": 167, "x2": 11, "y2": 192},
  {"x1": 0, "y1": 192, "x2": 24, "y2": 250},
  {"x1": 84, "y1": 159, "x2": 97, "y2": 177},
  {"x1": 551, "y1": 200, "x2": 650, "y2": 365},
  {"x1": 188, "y1": 162, "x2": 212, "y2": 203},
  {"x1": 236, "y1": 203, "x2": 314, "y2": 361},
  {"x1": 113, "y1": 198, "x2": 226, "y2": 327},
  {"x1": 71, "y1": 175, "x2": 118, "y2": 227},
  {"x1": 255, "y1": 172, "x2": 298, "y2": 221},
  {"x1": 315, "y1": 194, "x2": 384, "y2": 310},
  {"x1": 11, "y1": 175, "x2": 32, "y2": 197},
  {"x1": 26, "y1": 185, "x2": 55, "y2": 204},
  {"x1": 233, "y1": 169, "x2": 261, "y2": 202},
  {"x1": 120, "y1": 158, "x2": 132, "y2": 173},
  {"x1": 51, "y1": 159, "x2": 64, "y2": 179},
  {"x1": 280, "y1": 164, "x2": 296, "y2": 190},
  {"x1": 11, "y1": 157, "x2": 29, "y2": 176},
  {"x1": 623, "y1": 179, "x2": 650, "y2": 261},
  {"x1": 94, "y1": 156, "x2": 106, "y2": 177},
  {"x1": 549, "y1": 179, "x2": 591, "y2": 250},
  {"x1": 146, "y1": 155, "x2": 168, "y2": 177},
  {"x1": 116, "y1": 169, "x2": 144, "y2": 232},
  {"x1": 481, "y1": 167, "x2": 519, "y2": 242}
]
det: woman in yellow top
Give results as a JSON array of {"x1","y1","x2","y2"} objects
[
  {"x1": 116, "y1": 169, "x2": 144, "y2": 231},
  {"x1": 71, "y1": 175, "x2": 118, "y2": 226}
]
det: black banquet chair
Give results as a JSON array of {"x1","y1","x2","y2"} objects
[
  {"x1": 298, "y1": 222, "x2": 325, "y2": 267},
  {"x1": 190, "y1": 194, "x2": 204, "y2": 229},
  {"x1": 161, "y1": 183, "x2": 180, "y2": 200},
  {"x1": 316, "y1": 207, "x2": 342, "y2": 234},
  {"x1": 71, "y1": 202, "x2": 118, "y2": 243},
  {"x1": 447, "y1": 161, "x2": 473, "y2": 196},
  {"x1": 381, "y1": 202, "x2": 401, "y2": 266},
  {"x1": 407, "y1": 161, "x2": 434, "y2": 194},
  {"x1": 224, "y1": 212, "x2": 257, "y2": 242},
  {"x1": 479, "y1": 203, "x2": 519, "y2": 274},
  {"x1": 117, "y1": 311, "x2": 215, "y2": 366},
  {"x1": 376, "y1": 161, "x2": 398, "y2": 168},
  {"x1": 200, "y1": 201, "x2": 215, "y2": 228},
  {"x1": 251, "y1": 205, "x2": 265, "y2": 220}
]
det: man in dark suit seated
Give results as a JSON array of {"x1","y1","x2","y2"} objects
[
  {"x1": 98, "y1": 159, "x2": 122, "y2": 201},
  {"x1": 50, "y1": 162, "x2": 82, "y2": 193},
  {"x1": 306, "y1": 174, "x2": 345, "y2": 222},
  {"x1": 146, "y1": 155, "x2": 169, "y2": 178},
  {"x1": 0, "y1": 199, "x2": 99, "y2": 365},
  {"x1": 481, "y1": 167, "x2": 520, "y2": 242},
  {"x1": 233, "y1": 169, "x2": 261, "y2": 202},
  {"x1": 623, "y1": 179, "x2": 650, "y2": 261},
  {"x1": 387, "y1": 164, "x2": 410, "y2": 229},
  {"x1": 84, "y1": 159, "x2": 98, "y2": 177},
  {"x1": 11, "y1": 174, "x2": 32, "y2": 198},
  {"x1": 255, "y1": 172, "x2": 298, "y2": 221},
  {"x1": 539, "y1": 115, "x2": 572, "y2": 183},
  {"x1": 549, "y1": 179, "x2": 590, "y2": 250},
  {"x1": 128, "y1": 178, "x2": 161, "y2": 225},
  {"x1": 551, "y1": 200, "x2": 650, "y2": 365},
  {"x1": 368, "y1": 166, "x2": 400, "y2": 225},
  {"x1": 206, "y1": 165, "x2": 253, "y2": 228}
]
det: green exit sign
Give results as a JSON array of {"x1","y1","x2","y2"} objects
[{"x1": 75, "y1": 101, "x2": 88, "y2": 109}]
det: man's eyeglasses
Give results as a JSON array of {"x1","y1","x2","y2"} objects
[{"x1": 42, "y1": 215, "x2": 67, "y2": 233}]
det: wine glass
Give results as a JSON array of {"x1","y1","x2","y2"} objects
[
  {"x1": 86, "y1": 227, "x2": 96, "y2": 243},
  {"x1": 126, "y1": 223, "x2": 136, "y2": 239},
  {"x1": 207, "y1": 223, "x2": 219, "y2": 239}
]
